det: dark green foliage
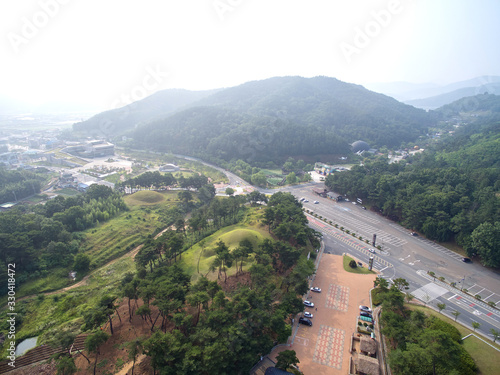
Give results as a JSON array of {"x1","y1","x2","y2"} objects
[
  {"x1": 276, "y1": 350, "x2": 300, "y2": 371},
  {"x1": 0, "y1": 166, "x2": 45, "y2": 204},
  {"x1": 128, "y1": 77, "x2": 435, "y2": 165},
  {"x1": 378, "y1": 280, "x2": 477, "y2": 375},
  {"x1": 349, "y1": 260, "x2": 357, "y2": 268},
  {"x1": 325, "y1": 120, "x2": 500, "y2": 266}
]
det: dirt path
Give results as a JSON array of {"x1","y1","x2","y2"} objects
[
  {"x1": 19, "y1": 226, "x2": 173, "y2": 301},
  {"x1": 114, "y1": 354, "x2": 147, "y2": 375},
  {"x1": 45, "y1": 244, "x2": 144, "y2": 296}
]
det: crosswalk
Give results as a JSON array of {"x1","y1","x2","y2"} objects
[
  {"x1": 389, "y1": 223, "x2": 463, "y2": 261},
  {"x1": 307, "y1": 216, "x2": 393, "y2": 270},
  {"x1": 333, "y1": 213, "x2": 407, "y2": 247},
  {"x1": 412, "y1": 283, "x2": 449, "y2": 303}
]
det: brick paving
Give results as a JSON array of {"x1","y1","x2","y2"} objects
[{"x1": 269, "y1": 253, "x2": 377, "y2": 375}]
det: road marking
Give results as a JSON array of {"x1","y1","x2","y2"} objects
[
  {"x1": 448, "y1": 294, "x2": 458, "y2": 300},
  {"x1": 483, "y1": 292, "x2": 495, "y2": 301},
  {"x1": 380, "y1": 266, "x2": 389, "y2": 272}
]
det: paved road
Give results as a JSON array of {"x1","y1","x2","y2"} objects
[{"x1": 287, "y1": 186, "x2": 500, "y2": 341}]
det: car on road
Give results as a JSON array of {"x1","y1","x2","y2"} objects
[
  {"x1": 314, "y1": 200, "x2": 319, "y2": 204},
  {"x1": 310, "y1": 287, "x2": 322, "y2": 293},
  {"x1": 345, "y1": 198, "x2": 350, "y2": 202},
  {"x1": 360, "y1": 311, "x2": 373, "y2": 318},
  {"x1": 304, "y1": 199, "x2": 309, "y2": 203},
  {"x1": 304, "y1": 312, "x2": 313, "y2": 318},
  {"x1": 410, "y1": 232, "x2": 418, "y2": 236},
  {"x1": 303, "y1": 300, "x2": 314, "y2": 308},
  {"x1": 359, "y1": 305, "x2": 372, "y2": 313},
  {"x1": 361, "y1": 206, "x2": 367, "y2": 210},
  {"x1": 298, "y1": 317, "x2": 312, "y2": 326},
  {"x1": 462, "y1": 257, "x2": 472, "y2": 263},
  {"x1": 369, "y1": 248, "x2": 375, "y2": 253}
]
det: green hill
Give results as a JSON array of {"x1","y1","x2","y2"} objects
[{"x1": 126, "y1": 76, "x2": 436, "y2": 164}]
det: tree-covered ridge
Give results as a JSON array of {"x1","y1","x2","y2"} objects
[
  {"x1": 325, "y1": 120, "x2": 500, "y2": 266},
  {"x1": 131, "y1": 106, "x2": 350, "y2": 164},
  {"x1": 124, "y1": 76, "x2": 437, "y2": 164},
  {"x1": 0, "y1": 185, "x2": 128, "y2": 292},
  {"x1": 435, "y1": 93, "x2": 500, "y2": 117},
  {"x1": 71, "y1": 88, "x2": 219, "y2": 137},
  {"x1": 0, "y1": 166, "x2": 47, "y2": 204},
  {"x1": 193, "y1": 76, "x2": 434, "y2": 146}
]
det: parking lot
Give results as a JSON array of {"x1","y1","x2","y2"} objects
[{"x1": 269, "y1": 254, "x2": 377, "y2": 374}]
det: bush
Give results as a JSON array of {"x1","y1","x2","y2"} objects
[
  {"x1": 349, "y1": 260, "x2": 357, "y2": 268},
  {"x1": 475, "y1": 294, "x2": 481, "y2": 300}
]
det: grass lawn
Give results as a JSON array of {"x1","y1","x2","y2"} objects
[
  {"x1": 54, "y1": 187, "x2": 81, "y2": 196},
  {"x1": 179, "y1": 207, "x2": 272, "y2": 283},
  {"x1": 408, "y1": 304, "x2": 500, "y2": 374},
  {"x1": 343, "y1": 255, "x2": 376, "y2": 274}
]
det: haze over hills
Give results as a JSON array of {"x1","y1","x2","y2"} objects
[
  {"x1": 73, "y1": 76, "x2": 435, "y2": 164},
  {"x1": 72, "y1": 88, "x2": 220, "y2": 137},
  {"x1": 365, "y1": 76, "x2": 500, "y2": 109}
]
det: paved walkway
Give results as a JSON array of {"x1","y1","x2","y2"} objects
[{"x1": 269, "y1": 254, "x2": 377, "y2": 374}]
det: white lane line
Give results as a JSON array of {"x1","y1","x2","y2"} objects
[
  {"x1": 484, "y1": 293, "x2": 495, "y2": 300},
  {"x1": 448, "y1": 294, "x2": 458, "y2": 300}
]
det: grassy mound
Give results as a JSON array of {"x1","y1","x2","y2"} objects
[
  {"x1": 125, "y1": 191, "x2": 165, "y2": 205},
  {"x1": 180, "y1": 224, "x2": 271, "y2": 283}
]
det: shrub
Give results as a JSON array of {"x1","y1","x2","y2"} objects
[
  {"x1": 349, "y1": 260, "x2": 357, "y2": 268},
  {"x1": 488, "y1": 301, "x2": 496, "y2": 307},
  {"x1": 439, "y1": 276, "x2": 445, "y2": 282},
  {"x1": 475, "y1": 294, "x2": 481, "y2": 300}
]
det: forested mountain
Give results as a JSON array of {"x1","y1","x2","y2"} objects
[
  {"x1": 435, "y1": 93, "x2": 500, "y2": 118},
  {"x1": 125, "y1": 76, "x2": 436, "y2": 164},
  {"x1": 132, "y1": 106, "x2": 350, "y2": 163},
  {"x1": 406, "y1": 83, "x2": 500, "y2": 110},
  {"x1": 72, "y1": 88, "x2": 219, "y2": 137}
]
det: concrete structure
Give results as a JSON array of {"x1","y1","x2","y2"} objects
[
  {"x1": 63, "y1": 140, "x2": 114, "y2": 158},
  {"x1": 159, "y1": 163, "x2": 180, "y2": 172}
]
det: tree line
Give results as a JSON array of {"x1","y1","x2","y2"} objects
[
  {"x1": 373, "y1": 277, "x2": 477, "y2": 375},
  {"x1": 0, "y1": 166, "x2": 47, "y2": 204},
  {"x1": 0, "y1": 185, "x2": 127, "y2": 293}
]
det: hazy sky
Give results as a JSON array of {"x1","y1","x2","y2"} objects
[{"x1": 1, "y1": 0, "x2": 499, "y2": 111}]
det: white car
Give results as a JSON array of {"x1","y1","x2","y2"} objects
[
  {"x1": 359, "y1": 305, "x2": 372, "y2": 313},
  {"x1": 314, "y1": 200, "x2": 319, "y2": 204},
  {"x1": 310, "y1": 287, "x2": 322, "y2": 293},
  {"x1": 304, "y1": 311, "x2": 313, "y2": 318},
  {"x1": 369, "y1": 248, "x2": 375, "y2": 253},
  {"x1": 304, "y1": 300, "x2": 314, "y2": 308}
]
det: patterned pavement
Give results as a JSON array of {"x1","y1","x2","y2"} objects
[
  {"x1": 326, "y1": 284, "x2": 350, "y2": 311},
  {"x1": 313, "y1": 325, "x2": 345, "y2": 369}
]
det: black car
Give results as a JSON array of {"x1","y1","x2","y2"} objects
[
  {"x1": 462, "y1": 257, "x2": 472, "y2": 263},
  {"x1": 360, "y1": 311, "x2": 373, "y2": 318},
  {"x1": 298, "y1": 317, "x2": 312, "y2": 326}
]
